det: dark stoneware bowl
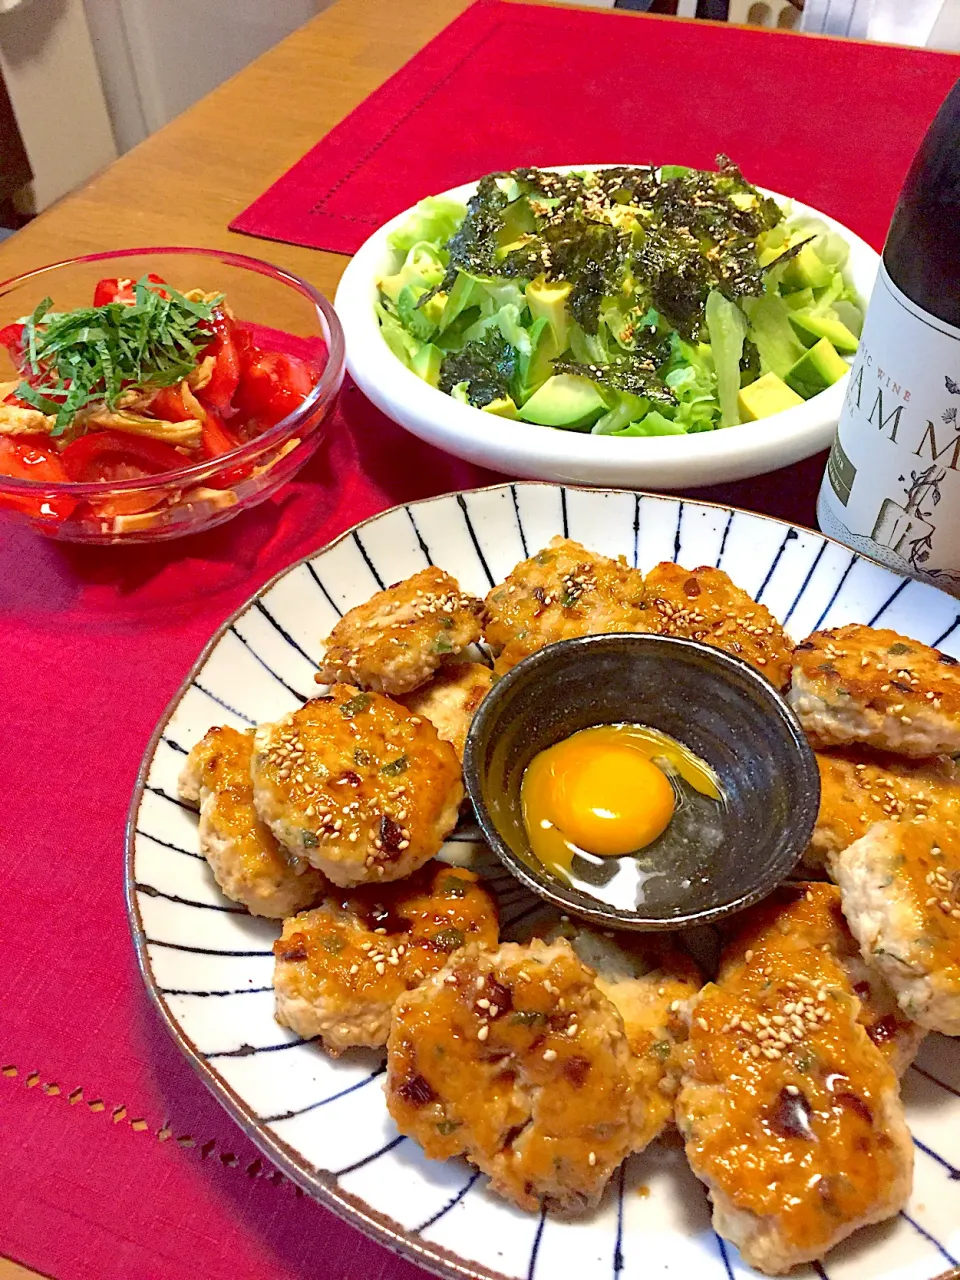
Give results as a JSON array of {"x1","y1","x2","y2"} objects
[{"x1": 463, "y1": 633, "x2": 820, "y2": 931}]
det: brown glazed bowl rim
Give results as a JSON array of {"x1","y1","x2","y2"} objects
[{"x1": 463, "y1": 632, "x2": 820, "y2": 931}]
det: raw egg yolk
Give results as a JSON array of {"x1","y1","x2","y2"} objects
[{"x1": 524, "y1": 736, "x2": 675, "y2": 857}]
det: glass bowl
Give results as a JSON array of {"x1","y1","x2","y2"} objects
[{"x1": 0, "y1": 247, "x2": 345, "y2": 543}]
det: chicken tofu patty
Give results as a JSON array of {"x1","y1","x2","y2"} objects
[
  {"x1": 677, "y1": 883, "x2": 913, "y2": 1275},
  {"x1": 541, "y1": 922, "x2": 701, "y2": 1151},
  {"x1": 273, "y1": 863, "x2": 498, "y2": 1053},
  {"x1": 833, "y1": 817, "x2": 960, "y2": 1035},
  {"x1": 483, "y1": 537, "x2": 647, "y2": 676},
  {"x1": 386, "y1": 938, "x2": 642, "y2": 1216},
  {"x1": 396, "y1": 661, "x2": 493, "y2": 760},
  {"x1": 789, "y1": 624, "x2": 960, "y2": 757},
  {"x1": 316, "y1": 567, "x2": 483, "y2": 696},
  {"x1": 808, "y1": 748, "x2": 960, "y2": 868},
  {"x1": 726, "y1": 883, "x2": 921, "y2": 1072},
  {"x1": 177, "y1": 726, "x2": 325, "y2": 918},
  {"x1": 640, "y1": 562, "x2": 793, "y2": 688},
  {"x1": 251, "y1": 688, "x2": 463, "y2": 886}
]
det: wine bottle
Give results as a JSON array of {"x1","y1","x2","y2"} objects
[{"x1": 817, "y1": 76, "x2": 960, "y2": 593}]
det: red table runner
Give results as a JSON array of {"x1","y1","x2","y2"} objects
[
  {"x1": 9, "y1": 2, "x2": 959, "y2": 1276},
  {"x1": 1, "y1": 372, "x2": 827, "y2": 1280},
  {"x1": 231, "y1": 0, "x2": 960, "y2": 257}
]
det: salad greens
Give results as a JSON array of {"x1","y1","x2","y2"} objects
[
  {"x1": 375, "y1": 160, "x2": 864, "y2": 436},
  {"x1": 16, "y1": 277, "x2": 223, "y2": 435}
]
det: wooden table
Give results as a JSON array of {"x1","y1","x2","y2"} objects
[
  {"x1": 0, "y1": 2, "x2": 478, "y2": 1274},
  {"x1": 0, "y1": 0, "x2": 468, "y2": 300}
]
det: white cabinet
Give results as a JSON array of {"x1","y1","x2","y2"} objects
[{"x1": 81, "y1": 0, "x2": 324, "y2": 152}]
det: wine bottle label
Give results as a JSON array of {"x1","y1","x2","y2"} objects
[{"x1": 818, "y1": 262, "x2": 960, "y2": 594}]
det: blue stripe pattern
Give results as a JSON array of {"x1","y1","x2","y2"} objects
[
  {"x1": 147, "y1": 937, "x2": 273, "y2": 958},
  {"x1": 263, "y1": 1065, "x2": 386, "y2": 1123},
  {"x1": 136, "y1": 882, "x2": 245, "y2": 913},
  {"x1": 755, "y1": 528, "x2": 798, "y2": 602},
  {"x1": 715, "y1": 508, "x2": 735, "y2": 568},
  {"x1": 193, "y1": 682, "x2": 256, "y2": 725},
  {"x1": 415, "y1": 1170, "x2": 481, "y2": 1234},
  {"x1": 407, "y1": 506, "x2": 434, "y2": 564},
  {"x1": 812, "y1": 552, "x2": 858, "y2": 630},
  {"x1": 613, "y1": 1162, "x2": 626, "y2": 1275},
  {"x1": 353, "y1": 530, "x2": 386, "y2": 588},
  {"x1": 229, "y1": 625, "x2": 308, "y2": 702},
  {"x1": 900, "y1": 1210, "x2": 958, "y2": 1265},
  {"x1": 526, "y1": 1208, "x2": 547, "y2": 1280},
  {"x1": 511, "y1": 485, "x2": 529, "y2": 558},
  {"x1": 253, "y1": 599, "x2": 317, "y2": 666},
  {"x1": 715, "y1": 1232, "x2": 734, "y2": 1280},
  {"x1": 206, "y1": 1037, "x2": 309, "y2": 1060},
  {"x1": 144, "y1": 785, "x2": 197, "y2": 814},
  {"x1": 914, "y1": 1135, "x2": 960, "y2": 1179},
  {"x1": 934, "y1": 615, "x2": 960, "y2": 648},
  {"x1": 136, "y1": 828, "x2": 202, "y2": 860},
  {"x1": 867, "y1": 577, "x2": 910, "y2": 626},
  {"x1": 457, "y1": 494, "x2": 495, "y2": 585},
  {"x1": 305, "y1": 561, "x2": 343, "y2": 615},
  {"x1": 911, "y1": 1063, "x2": 960, "y2": 1100},
  {"x1": 783, "y1": 541, "x2": 827, "y2": 625},
  {"x1": 162, "y1": 986, "x2": 272, "y2": 997},
  {"x1": 333, "y1": 1134, "x2": 405, "y2": 1178}
]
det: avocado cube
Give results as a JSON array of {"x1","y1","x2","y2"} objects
[
  {"x1": 481, "y1": 396, "x2": 519, "y2": 419},
  {"x1": 784, "y1": 338, "x2": 849, "y2": 400},
  {"x1": 411, "y1": 342, "x2": 444, "y2": 388},
  {"x1": 516, "y1": 316, "x2": 556, "y2": 403},
  {"x1": 782, "y1": 243, "x2": 833, "y2": 291},
  {"x1": 438, "y1": 272, "x2": 477, "y2": 333},
  {"x1": 525, "y1": 275, "x2": 572, "y2": 353},
  {"x1": 737, "y1": 372, "x2": 805, "y2": 422},
  {"x1": 783, "y1": 287, "x2": 815, "y2": 312},
  {"x1": 419, "y1": 292, "x2": 447, "y2": 327},
  {"x1": 517, "y1": 374, "x2": 607, "y2": 431},
  {"x1": 788, "y1": 311, "x2": 859, "y2": 355}
]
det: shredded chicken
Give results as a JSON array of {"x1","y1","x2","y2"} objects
[
  {"x1": 0, "y1": 401, "x2": 56, "y2": 436},
  {"x1": 187, "y1": 355, "x2": 216, "y2": 391},
  {"x1": 184, "y1": 288, "x2": 223, "y2": 307},
  {"x1": 77, "y1": 408, "x2": 202, "y2": 447}
]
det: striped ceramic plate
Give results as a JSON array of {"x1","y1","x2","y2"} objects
[{"x1": 127, "y1": 483, "x2": 960, "y2": 1280}]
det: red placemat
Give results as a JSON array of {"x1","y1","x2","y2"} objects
[
  {"x1": 0, "y1": 371, "x2": 829, "y2": 1280},
  {"x1": 231, "y1": 0, "x2": 960, "y2": 257}
]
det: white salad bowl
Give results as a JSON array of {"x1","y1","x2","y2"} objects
[{"x1": 335, "y1": 169, "x2": 880, "y2": 490}]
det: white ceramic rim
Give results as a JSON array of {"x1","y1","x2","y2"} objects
[{"x1": 335, "y1": 166, "x2": 880, "y2": 489}]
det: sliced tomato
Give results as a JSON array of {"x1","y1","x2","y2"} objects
[
  {"x1": 0, "y1": 322, "x2": 24, "y2": 361},
  {"x1": 232, "y1": 324, "x2": 263, "y2": 367},
  {"x1": 197, "y1": 310, "x2": 240, "y2": 413},
  {"x1": 61, "y1": 430, "x2": 186, "y2": 481},
  {"x1": 93, "y1": 272, "x2": 167, "y2": 307},
  {"x1": 149, "y1": 382, "x2": 195, "y2": 423},
  {"x1": 234, "y1": 350, "x2": 316, "y2": 429},
  {"x1": 60, "y1": 430, "x2": 187, "y2": 517},
  {"x1": 200, "y1": 410, "x2": 252, "y2": 489},
  {"x1": 0, "y1": 436, "x2": 75, "y2": 520},
  {"x1": 200, "y1": 411, "x2": 240, "y2": 460}
]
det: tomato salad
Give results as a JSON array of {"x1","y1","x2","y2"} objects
[{"x1": 0, "y1": 273, "x2": 318, "y2": 531}]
